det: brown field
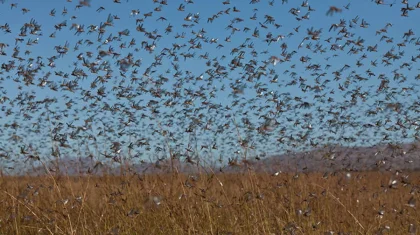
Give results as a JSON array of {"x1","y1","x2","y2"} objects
[{"x1": 0, "y1": 170, "x2": 418, "y2": 235}]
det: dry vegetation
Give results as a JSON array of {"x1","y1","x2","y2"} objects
[{"x1": 0, "y1": 170, "x2": 418, "y2": 235}]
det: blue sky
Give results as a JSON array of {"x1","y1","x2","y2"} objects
[{"x1": 0, "y1": 0, "x2": 420, "y2": 171}]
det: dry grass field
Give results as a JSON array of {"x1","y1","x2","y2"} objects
[{"x1": 0, "y1": 170, "x2": 418, "y2": 235}]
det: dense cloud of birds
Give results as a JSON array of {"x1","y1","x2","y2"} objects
[{"x1": 0, "y1": 0, "x2": 420, "y2": 174}]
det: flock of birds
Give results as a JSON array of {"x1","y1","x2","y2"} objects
[{"x1": 0, "y1": 0, "x2": 420, "y2": 173}]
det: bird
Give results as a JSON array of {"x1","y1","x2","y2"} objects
[
  {"x1": 0, "y1": 0, "x2": 417, "y2": 176},
  {"x1": 326, "y1": 6, "x2": 342, "y2": 16}
]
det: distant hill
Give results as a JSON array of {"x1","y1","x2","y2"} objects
[
  {"x1": 16, "y1": 142, "x2": 420, "y2": 176},
  {"x1": 245, "y1": 142, "x2": 420, "y2": 173}
]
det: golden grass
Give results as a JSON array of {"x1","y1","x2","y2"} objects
[{"x1": 0, "y1": 170, "x2": 418, "y2": 234}]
